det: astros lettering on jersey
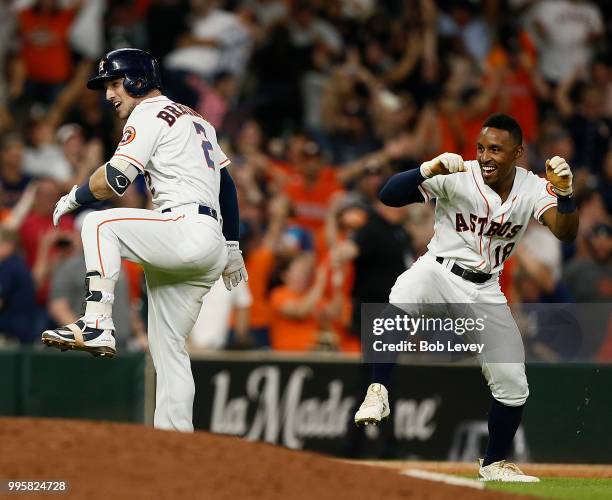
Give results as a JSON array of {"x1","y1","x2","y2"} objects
[{"x1": 418, "y1": 160, "x2": 557, "y2": 274}]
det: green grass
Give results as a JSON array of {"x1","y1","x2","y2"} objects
[{"x1": 485, "y1": 477, "x2": 612, "y2": 499}]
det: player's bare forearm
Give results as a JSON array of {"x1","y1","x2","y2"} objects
[
  {"x1": 542, "y1": 207, "x2": 579, "y2": 243},
  {"x1": 90, "y1": 165, "x2": 116, "y2": 200}
]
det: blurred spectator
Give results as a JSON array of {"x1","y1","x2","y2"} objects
[
  {"x1": 321, "y1": 52, "x2": 380, "y2": 163},
  {"x1": 69, "y1": 0, "x2": 104, "y2": 60},
  {"x1": 269, "y1": 253, "x2": 332, "y2": 351},
  {"x1": 438, "y1": 1, "x2": 492, "y2": 66},
  {"x1": 557, "y1": 82, "x2": 611, "y2": 175},
  {"x1": 23, "y1": 114, "x2": 73, "y2": 182},
  {"x1": 483, "y1": 25, "x2": 548, "y2": 145},
  {"x1": 527, "y1": 0, "x2": 604, "y2": 84},
  {"x1": 0, "y1": 180, "x2": 37, "y2": 229},
  {"x1": 62, "y1": 89, "x2": 118, "y2": 159},
  {"x1": 563, "y1": 223, "x2": 612, "y2": 359},
  {"x1": 573, "y1": 188, "x2": 610, "y2": 259},
  {"x1": 190, "y1": 277, "x2": 252, "y2": 350},
  {"x1": 0, "y1": 226, "x2": 37, "y2": 342},
  {"x1": 164, "y1": 0, "x2": 253, "y2": 106},
  {"x1": 563, "y1": 222, "x2": 612, "y2": 302},
  {"x1": 54, "y1": 123, "x2": 104, "y2": 189},
  {"x1": 599, "y1": 150, "x2": 612, "y2": 214},
  {"x1": 243, "y1": 195, "x2": 290, "y2": 349},
  {"x1": 530, "y1": 125, "x2": 575, "y2": 177},
  {"x1": 105, "y1": 0, "x2": 149, "y2": 50},
  {"x1": 11, "y1": 0, "x2": 83, "y2": 105},
  {"x1": 512, "y1": 220, "x2": 570, "y2": 302},
  {"x1": 0, "y1": 133, "x2": 33, "y2": 208},
  {"x1": 18, "y1": 178, "x2": 75, "y2": 307},
  {"x1": 331, "y1": 199, "x2": 412, "y2": 339},
  {"x1": 282, "y1": 138, "x2": 343, "y2": 234},
  {"x1": 288, "y1": 1, "x2": 342, "y2": 58},
  {"x1": 188, "y1": 70, "x2": 239, "y2": 130},
  {"x1": 146, "y1": 0, "x2": 189, "y2": 61},
  {"x1": 48, "y1": 211, "x2": 145, "y2": 351},
  {"x1": 0, "y1": 0, "x2": 16, "y2": 133}
]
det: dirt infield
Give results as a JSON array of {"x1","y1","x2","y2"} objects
[
  {"x1": 0, "y1": 418, "x2": 528, "y2": 500},
  {"x1": 355, "y1": 460, "x2": 612, "y2": 479}
]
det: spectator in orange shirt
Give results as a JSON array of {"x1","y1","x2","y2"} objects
[
  {"x1": 483, "y1": 26, "x2": 549, "y2": 146},
  {"x1": 269, "y1": 253, "x2": 329, "y2": 352},
  {"x1": 244, "y1": 195, "x2": 291, "y2": 348},
  {"x1": 283, "y1": 139, "x2": 343, "y2": 233},
  {"x1": 12, "y1": 0, "x2": 81, "y2": 104}
]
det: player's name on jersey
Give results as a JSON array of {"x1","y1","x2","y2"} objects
[
  {"x1": 156, "y1": 102, "x2": 204, "y2": 126},
  {"x1": 372, "y1": 339, "x2": 484, "y2": 354}
]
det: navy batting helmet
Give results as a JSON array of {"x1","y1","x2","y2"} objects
[{"x1": 87, "y1": 48, "x2": 162, "y2": 97}]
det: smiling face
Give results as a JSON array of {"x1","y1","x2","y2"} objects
[
  {"x1": 477, "y1": 127, "x2": 523, "y2": 189},
  {"x1": 104, "y1": 78, "x2": 140, "y2": 119}
]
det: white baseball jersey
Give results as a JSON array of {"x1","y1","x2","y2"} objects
[
  {"x1": 112, "y1": 95, "x2": 230, "y2": 212},
  {"x1": 418, "y1": 161, "x2": 557, "y2": 274}
]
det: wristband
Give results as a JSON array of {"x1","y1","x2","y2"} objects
[
  {"x1": 75, "y1": 183, "x2": 98, "y2": 204},
  {"x1": 556, "y1": 194, "x2": 576, "y2": 214}
]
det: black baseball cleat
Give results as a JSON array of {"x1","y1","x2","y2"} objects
[{"x1": 41, "y1": 320, "x2": 116, "y2": 358}]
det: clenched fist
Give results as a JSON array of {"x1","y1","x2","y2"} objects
[
  {"x1": 546, "y1": 156, "x2": 573, "y2": 196},
  {"x1": 420, "y1": 153, "x2": 466, "y2": 178}
]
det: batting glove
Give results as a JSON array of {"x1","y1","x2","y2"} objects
[
  {"x1": 222, "y1": 241, "x2": 249, "y2": 291},
  {"x1": 546, "y1": 156, "x2": 573, "y2": 196},
  {"x1": 53, "y1": 185, "x2": 81, "y2": 226},
  {"x1": 420, "y1": 153, "x2": 466, "y2": 178}
]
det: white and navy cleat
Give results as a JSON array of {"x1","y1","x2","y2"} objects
[
  {"x1": 354, "y1": 383, "x2": 390, "y2": 426},
  {"x1": 42, "y1": 320, "x2": 116, "y2": 358},
  {"x1": 478, "y1": 459, "x2": 540, "y2": 482}
]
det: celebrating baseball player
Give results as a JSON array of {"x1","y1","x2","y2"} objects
[
  {"x1": 354, "y1": 114, "x2": 578, "y2": 481},
  {"x1": 41, "y1": 48, "x2": 247, "y2": 432}
]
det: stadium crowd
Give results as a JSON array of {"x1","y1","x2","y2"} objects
[{"x1": 0, "y1": 0, "x2": 610, "y2": 361}]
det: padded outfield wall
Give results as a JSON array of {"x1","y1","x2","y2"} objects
[{"x1": 0, "y1": 348, "x2": 610, "y2": 463}]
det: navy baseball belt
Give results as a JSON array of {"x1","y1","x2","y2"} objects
[
  {"x1": 436, "y1": 256, "x2": 492, "y2": 284},
  {"x1": 162, "y1": 204, "x2": 218, "y2": 221}
]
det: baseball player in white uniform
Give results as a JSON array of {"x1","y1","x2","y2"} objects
[
  {"x1": 354, "y1": 114, "x2": 578, "y2": 481},
  {"x1": 41, "y1": 48, "x2": 248, "y2": 432}
]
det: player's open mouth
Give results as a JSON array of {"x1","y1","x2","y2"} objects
[
  {"x1": 481, "y1": 165, "x2": 497, "y2": 178},
  {"x1": 114, "y1": 102, "x2": 121, "y2": 110}
]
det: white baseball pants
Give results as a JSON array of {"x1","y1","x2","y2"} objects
[
  {"x1": 389, "y1": 252, "x2": 529, "y2": 407},
  {"x1": 81, "y1": 206, "x2": 227, "y2": 431}
]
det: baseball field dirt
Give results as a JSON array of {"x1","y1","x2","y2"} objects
[{"x1": 0, "y1": 417, "x2": 528, "y2": 500}]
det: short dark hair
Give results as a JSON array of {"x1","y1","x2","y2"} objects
[{"x1": 482, "y1": 113, "x2": 523, "y2": 145}]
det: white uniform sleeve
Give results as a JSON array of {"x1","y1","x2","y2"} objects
[
  {"x1": 205, "y1": 122, "x2": 231, "y2": 169},
  {"x1": 112, "y1": 108, "x2": 164, "y2": 172},
  {"x1": 418, "y1": 175, "x2": 448, "y2": 202},
  {"x1": 418, "y1": 162, "x2": 471, "y2": 202},
  {"x1": 533, "y1": 177, "x2": 558, "y2": 224}
]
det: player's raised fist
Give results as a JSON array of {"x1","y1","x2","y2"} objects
[
  {"x1": 420, "y1": 153, "x2": 466, "y2": 178},
  {"x1": 546, "y1": 156, "x2": 573, "y2": 196}
]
